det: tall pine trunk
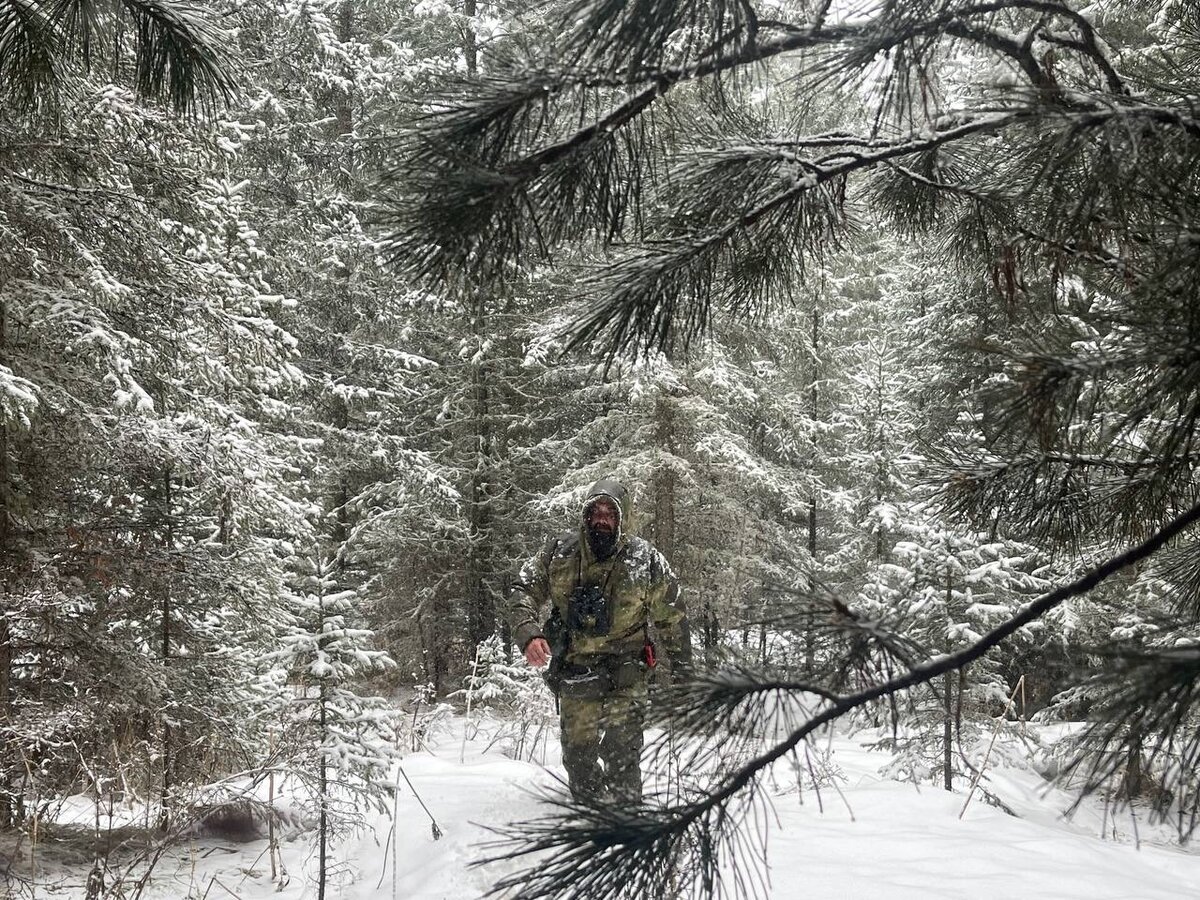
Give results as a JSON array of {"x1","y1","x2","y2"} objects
[
  {"x1": 461, "y1": 5, "x2": 495, "y2": 654},
  {"x1": 317, "y1": 677, "x2": 329, "y2": 900}
]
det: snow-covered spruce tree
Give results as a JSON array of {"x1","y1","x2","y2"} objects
[
  {"x1": 822, "y1": 238, "x2": 1064, "y2": 789},
  {"x1": 381, "y1": 0, "x2": 1200, "y2": 893},
  {"x1": 859, "y1": 515, "x2": 1049, "y2": 791},
  {"x1": 274, "y1": 547, "x2": 399, "y2": 900},
  {"x1": 343, "y1": 271, "x2": 580, "y2": 690},
  {"x1": 0, "y1": 0, "x2": 237, "y2": 826},
  {"x1": 0, "y1": 48, "x2": 314, "y2": 826},
  {"x1": 673, "y1": 304, "x2": 844, "y2": 670},
  {"x1": 771, "y1": 231, "x2": 935, "y2": 675}
]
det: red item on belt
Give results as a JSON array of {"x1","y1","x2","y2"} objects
[{"x1": 643, "y1": 640, "x2": 657, "y2": 668}]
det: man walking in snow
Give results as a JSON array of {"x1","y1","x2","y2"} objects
[{"x1": 506, "y1": 477, "x2": 691, "y2": 801}]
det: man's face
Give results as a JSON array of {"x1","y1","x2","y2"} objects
[{"x1": 585, "y1": 498, "x2": 618, "y2": 535}]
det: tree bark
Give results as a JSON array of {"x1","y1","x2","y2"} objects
[
  {"x1": 943, "y1": 669, "x2": 954, "y2": 791},
  {"x1": 464, "y1": 296, "x2": 495, "y2": 651},
  {"x1": 462, "y1": 0, "x2": 493, "y2": 653},
  {"x1": 318, "y1": 677, "x2": 328, "y2": 900},
  {"x1": 316, "y1": 553, "x2": 330, "y2": 900},
  {"x1": 874, "y1": 346, "x2": 886, "y2": 560},
  {"x1": 1122, "y1": 729, "x2": 1145, "y2": 800},
  {"x1": 463, "y1": 0, "x2": 478, "y2": 77}
]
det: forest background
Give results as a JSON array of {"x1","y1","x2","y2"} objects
[{"x1": 4, "y1": 0, "x2": 1200, "y2": 896}]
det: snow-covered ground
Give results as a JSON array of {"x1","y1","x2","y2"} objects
[{"x1": 13, "y1": 713, "x2": 1200, "y2": 899}]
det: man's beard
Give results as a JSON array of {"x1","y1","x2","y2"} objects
[{"x1": 586, "y1": 524, "x2": 618, "y2": 560}]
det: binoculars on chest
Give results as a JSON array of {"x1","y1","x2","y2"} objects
[{"x1": 567, "y1": 584, "x2": 611, "y2": 637}]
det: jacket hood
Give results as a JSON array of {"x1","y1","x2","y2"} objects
[{"x1": 581, "y1": 477, "x2": 629, "y2": 555}]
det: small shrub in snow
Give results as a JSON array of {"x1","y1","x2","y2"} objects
[{"x1": 455, "y1": 635, "x2": 557, "y2": 762}]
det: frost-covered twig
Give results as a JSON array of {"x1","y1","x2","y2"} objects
[{"x1": 959, "y1": 675, "x2": 1026, "y2": 819}]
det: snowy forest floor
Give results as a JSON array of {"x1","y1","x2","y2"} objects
[{"x1": 8, "y1": 709, "x2": 1200, "y2": 900}]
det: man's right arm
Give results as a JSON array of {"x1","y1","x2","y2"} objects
[{"x1": 505, "y1": 539, "x2": 555, "y2": 653}]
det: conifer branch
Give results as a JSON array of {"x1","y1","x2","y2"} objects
[
  {"x1": 487, "y1": 500, "x2": 1200, "y2": 900},
  {"x1": 0, "y1": 0, "x2": 234, "y2": 113},
  {"x1": 383, "y1": 0, "x2": 1128, "y2": 300},
  {"x1": 568, "y1": 111, "x2": 1032, "y2": 355},
  {"x1": 687, "y1": 498, "x2": 1200, "y2": 819},
  {"x1": 1066, "y1": 645, "x2": 1200, "y2": 839}
]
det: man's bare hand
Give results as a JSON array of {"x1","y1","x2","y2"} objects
[{"x1": 525, "y1": 637, "x2": 551, "y2": 668}]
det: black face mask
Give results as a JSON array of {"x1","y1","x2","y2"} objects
[{"x1": 586, "y1": 523, "x2": 618, "y2": 560}]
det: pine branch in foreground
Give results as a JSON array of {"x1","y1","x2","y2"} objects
[
  {"x1": 380, "y1": 0, "x2": 1127, "y2": 333},
  {"x1": 482, "y1": 500, "x2": 1200, "y2": 900},
  {"x1": 1065, "y1": 644, "x2": 1200, "y2": 838},
  {"x1": 941, "y1": 323, "x2": 1200, "y2": 546},
  {"x1": 0, "y1": 0, "x2": 235, "y2": 114}
]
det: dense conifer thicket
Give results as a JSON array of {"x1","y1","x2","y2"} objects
[{"x1": 4, "y1": 0, "x2": 1200, "y2": 896}]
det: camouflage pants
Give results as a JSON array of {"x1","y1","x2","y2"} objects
[{"x1": 559, "y1": 686, "x2": 646, "y2": 801}]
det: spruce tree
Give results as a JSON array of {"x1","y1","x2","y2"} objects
[
  {"x1": 0, "y1": 78, "x2": 313, "y2": 827},
  {"x1": 274, "y1": 546, "x2": 399, "y2": 900}
]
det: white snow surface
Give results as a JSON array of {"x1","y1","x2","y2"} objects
[{"x1": 23, "y1": 715, "x2": 1200, "y2": 900}]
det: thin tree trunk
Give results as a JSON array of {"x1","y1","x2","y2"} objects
[
  {"x1": 806, "y1": 498, "x2": 817, "y2": 674},
  {"x1": 874, "y1": 346, "x2": 886, "y2": 560},
  {"x1": 943, "y1": 571, "x2": 954, "y2": 792},
  {"x1": 805, "y1": 307, "x2": 820, "y2": 674},
  {"x1": 415, "y1": 607, "x2": 434, "y2": 686},
  {"x1": 318, "y1": 678, "x2": 328, "y2": 900},
  {"x1": 465, "y1": 301, "x2": 494, "y2": 650},
  {"x1": 653, "y1": 391, "x2": 677, "y2": 559},
  {"x1": 462, "y1": 0, "x2": 492, "y2": 652},
  {"x1": 1122, "y1": 729, "x2": 1145, "y2": 800},
  {"x1": 159, "y1": 467, "x2": 173, "y2": 830},
  {"x1": 702, "y1": 596, "x2": 718, "y2": 651},
  {"x1": 316, "y1": 554, "x2": 330, "y2": 900},
  {"x1": 500, "y1": 615, "x2": 513, "y2": 666},
  {"x1": 943, "y1": 670, "x2": 954, "y2": 791},
  {"x1": 268, "y1": 763, "x2": 278, "y2": 881},
  {"x1": 463, "y1": 0, "x2": 478, "y2": 77},
  {"x1": 331, "y1": 0, "x2": 355, "y2": 561},
  {"x1": 735, "y1": 511, "x2": 751, "y2": 649},
  {"x1": 0, "y1": 614, "x2": 9, "y2": 829}
]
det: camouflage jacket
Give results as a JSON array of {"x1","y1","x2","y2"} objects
[{"x1": 506, "y1": 479, "x2": 691, "y2": 667}]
